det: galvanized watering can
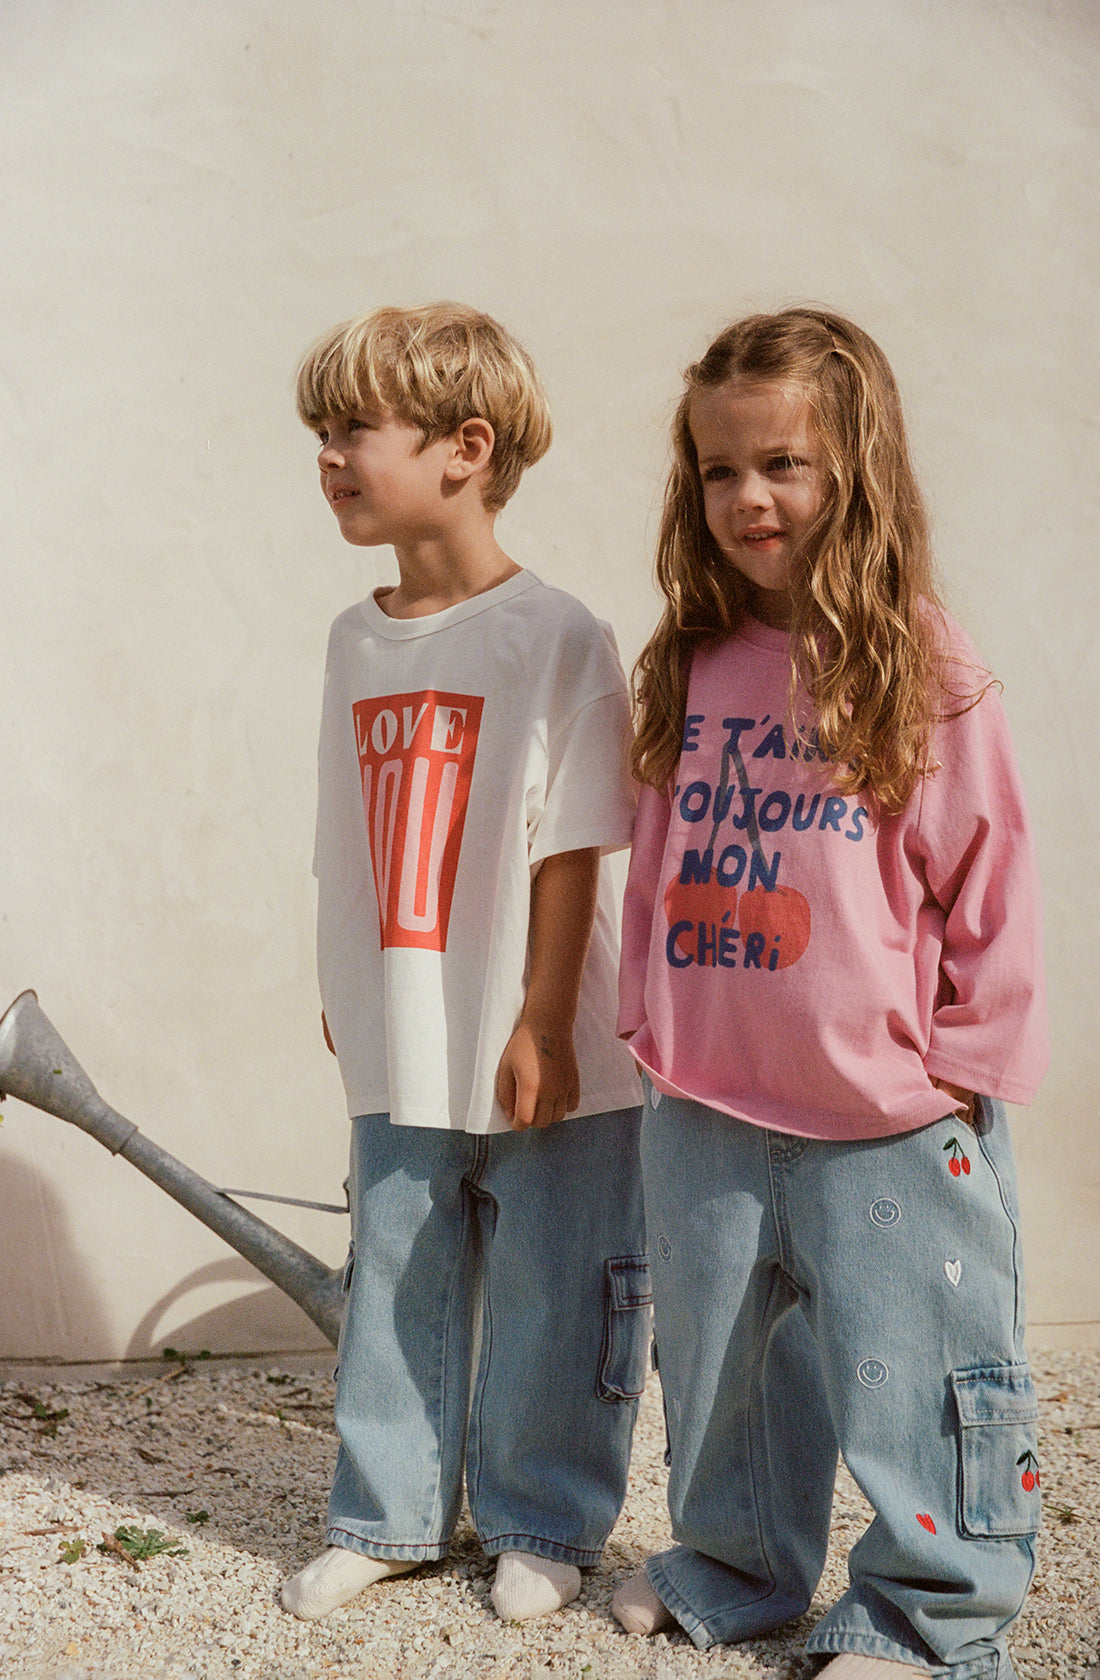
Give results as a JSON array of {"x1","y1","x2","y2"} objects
[{"x1": 0, "y1": 990, "x2": 346, "y2": 1344}]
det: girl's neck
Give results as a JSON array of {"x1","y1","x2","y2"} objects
[{"x1": 747, "y1": 586, "x2": 793, "y2": 630}]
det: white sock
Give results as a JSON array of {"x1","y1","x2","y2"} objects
[
  {"x1": 611, "y1": 1568, "x2": 675, "y2": 1636},
  {"x1": 490, "y1": 1551, "x2": 581, "y2": 1620},
  {"x1": 816, "y1": 1657, "x2": 927, "y2": 1679},
  {"x1": 279, "y1": 1547, "x2": 416, "y2": 1620}
]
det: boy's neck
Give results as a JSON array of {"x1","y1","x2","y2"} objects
[{"x1": 376, "y1": 532, "x2": 521, "y2": 621}]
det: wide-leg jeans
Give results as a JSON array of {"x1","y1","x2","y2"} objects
[
  {"x1": 327, "y1": 1107, "x2": 650, "y2": 1568},
  {"x1": 641, "y1": 1086, "x2": 1039, "y2": 1677}
]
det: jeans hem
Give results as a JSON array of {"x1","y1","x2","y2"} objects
[
  {"x1": 480, "y1": 1533, "x2": 603, "y2": 1568},
  {"x1": 642, "y1": 1561, "x2": 729, "y2": 1651},
  {"x1": 805, "y1": 1633, "x2": 1006, "y2": 1678},
  {"x1": 646, "y1": 1551, "x2": 813, "y2": 1652},
  {"x1": 325, "y1": 1526, "x2": 448, "y2": 1564}
]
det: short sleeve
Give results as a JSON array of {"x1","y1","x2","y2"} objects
[{"x1": 530, "y1": 686, "x2": 636, "y2": 865}]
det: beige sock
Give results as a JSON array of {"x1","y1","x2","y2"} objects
[
  {"x1": 490, "y1": 1551, "x2": 581, "y2": 1620},
  {"x1": 279, "y1": 1547, "x2": 415, "y2": 1620},
  {"x1": 611, "y1": 1568, "x2": 676, "y2": 1636}
]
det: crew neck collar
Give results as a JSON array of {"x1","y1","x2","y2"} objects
[
  {"x1": 360, "y1": 569, "x2": 536, "y2": 638},
  {"x1": 738, "y1": 614, "x2": 791, "y2": 652}
]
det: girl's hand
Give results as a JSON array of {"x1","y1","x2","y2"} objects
[
  {"x1": 932, "y1": 1076, "x2": 976, "y2": 1126},
  {"x1": 495, "y1": 1019, "x2": 581, "y2": 1131}
]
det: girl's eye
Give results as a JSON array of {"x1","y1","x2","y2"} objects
[
  {"x1": 770, "y1": 455, "x2": 807, "y2": 473},
  {"x1": 701, "y1": 464, "x2": 734, "y2": 483}
]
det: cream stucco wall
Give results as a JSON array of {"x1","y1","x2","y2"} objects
[{"x1": 1, "y1": 0, "x2": 1097, "y2": 1362}]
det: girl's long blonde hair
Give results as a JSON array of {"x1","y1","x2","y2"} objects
[{"x1": 632, "y1": 307, "x2": 986, "y2": 813}]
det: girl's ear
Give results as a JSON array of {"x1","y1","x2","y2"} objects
[{"x1": 444, "y1": 417, "x2": 495, "y2": 483}]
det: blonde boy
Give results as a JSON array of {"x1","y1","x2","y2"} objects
[{"x1": 280, "y1": 305, "x2": 648, "y2": 1623}]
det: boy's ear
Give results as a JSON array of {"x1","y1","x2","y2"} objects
[{"x1": 443, "y1": 417, "x2": 495, "y2": 483}]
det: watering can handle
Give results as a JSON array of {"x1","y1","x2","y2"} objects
[{"x1": 218, "y1": 1186, "x2": 348, "y2": 1215}]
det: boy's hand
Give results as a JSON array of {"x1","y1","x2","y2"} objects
[
  {"x1": 496, "y1": 846, "x2": 597, "y2": 1132},
  {"x1": 496, "y1": 1018, "x2": 581, "y2": 1131}
]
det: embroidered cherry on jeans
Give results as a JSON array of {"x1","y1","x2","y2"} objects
[{"x1": 943, "y1": 1136, "x2": 971, "y2": 1177}]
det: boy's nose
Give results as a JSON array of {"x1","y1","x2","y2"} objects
[{"x1": 318, "y1": 441, "x2": 344, "y2": 467}]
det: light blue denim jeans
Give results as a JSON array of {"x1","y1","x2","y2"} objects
[
  {"x1": 640, "y1": 1085, "x2": 1038, "y2": 1677},
  {"x1": 326, "y1": 1107, "x2": 649, "y2": 1568}
]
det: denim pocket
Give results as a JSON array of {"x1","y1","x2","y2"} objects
[
  {"x1": 597, "y1": 1255, "x2": 653, "y2": 1401},
  {"x1": 951, "y1": 1363, "x2": 1042, "y2": 1538}
]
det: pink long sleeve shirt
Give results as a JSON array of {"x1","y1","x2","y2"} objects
[{"x1": 618, "y1": 615, "x2": 1048, "y2": 1140}]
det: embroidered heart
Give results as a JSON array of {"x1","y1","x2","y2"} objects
[
  {"x1": 917, "y1": 1513, "x2": 936, "y2": 1534},
  {"x1": 944, "y1": 1259, "x2": 962, "y2": 1288}
]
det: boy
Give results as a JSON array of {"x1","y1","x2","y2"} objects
[{"x1": 280, "y1": 304, "x2": 648, "y2": 1624}]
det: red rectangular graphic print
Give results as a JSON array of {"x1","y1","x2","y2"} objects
[{"x1": 353, "y1": 690, "x2": 483, "y2": 951}]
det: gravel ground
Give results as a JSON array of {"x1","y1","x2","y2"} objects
[{"x1": 1, "y1": 1348, "x2": 1097, "y2": 1680}]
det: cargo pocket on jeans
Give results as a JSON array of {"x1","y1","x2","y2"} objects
[
  {"x1": 597, "y1": 1255, "x2": 653, "y2": 1401},
  {"x1": 951, "y1": 1363, "x2": 1042, "y2": 1538}
]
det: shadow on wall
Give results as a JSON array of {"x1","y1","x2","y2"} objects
[
  {"x1": 124, "y1": 1256, "x2": 335, "y2": 1361},
  {"x1": 0, "y1": 1151, "x2": 112, "y2": 1359},
  {"x1": 1, "y1": 1153, "x2": 334, "y2": 1363}
]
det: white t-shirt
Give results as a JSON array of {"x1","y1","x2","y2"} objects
[{"x1": 315, "y1": 570, "x2": 642, "y2": 1132}]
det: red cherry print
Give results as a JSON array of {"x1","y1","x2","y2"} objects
[
  {"x1": 916, "y1": 1513, "x2": 937, "y2": 1534},
  {"x1": 1017, "y1": 1449, "x2": 1040, "y2": 1493},
  {"x1": 737, "y1": 885, "x2": 812, "y2": 970},
  {"x1": 943, "y1": 1137, "x2": 970, "y2": 1177},
  {"x1": 663, "y1": 874, "x2": 737, "y2": 963}
]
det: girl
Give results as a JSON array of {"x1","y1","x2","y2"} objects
[{"x1": 613, "y1": 309, "x2": 1048, "y2": 1678}]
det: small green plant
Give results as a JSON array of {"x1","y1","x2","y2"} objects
[
  {"x1": 98, "y1": 1525, "x2": 189, "y2": 1563},
  {"x1": 185, "y1": 1508, "x2": 210, "y2": 1526},
  {"x1": 161, "y1": 1347, "x2": 212, "y2": 1368},
  {"x1": 58, "y1": 1537, "x2": 87, "y2": 1564},
  {"x1": 17, "y1": 1396, "x2": 70, "y2": 1438}
]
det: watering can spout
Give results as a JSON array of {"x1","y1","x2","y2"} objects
[{"x1": 0, "y1": 990, "x2": 346, "y2": 1346}]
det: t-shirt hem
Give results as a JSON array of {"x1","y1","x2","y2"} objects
[
  {"x1": 529, "y1": 822, "x2": 634, "y2": 866},
  {"x1": 923, "y1": 1053, "x2": 1044, "y2": 1108},
  {"x1": 345, "y1": 1081, "x2": 641, "y2": 1133},
  {"x1": 629, "y1": 1048, "x2": 962, "y2": 1143}
]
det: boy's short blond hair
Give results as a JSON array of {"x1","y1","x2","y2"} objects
[{"x1": 296, "y1": 302, "x2": 552, "y2": 510}]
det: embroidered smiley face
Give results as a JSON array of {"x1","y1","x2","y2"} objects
[
  {"x1": 856, "y1": 1358, "x2": 890, "y2": 1390},
  {"x1": 869, "y1": 1198, "x2": 902, "y2": 1229}
]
